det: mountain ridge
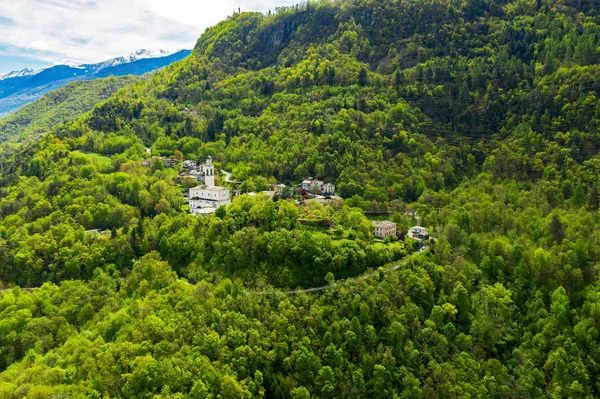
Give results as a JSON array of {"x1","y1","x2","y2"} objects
[
  {"x1": 0, "y1": 49, "x2": 184, "y2": 81},
  {"x1": 0, "y1": 49, "x2": 191, "y2": 117}
]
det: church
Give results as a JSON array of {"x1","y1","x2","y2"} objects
[{"x1": 189, "y1": 157, "x2": 231, "y2": 214}]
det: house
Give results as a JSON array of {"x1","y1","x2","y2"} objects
[
  {"x1": 408, "y1": 226, "x2": 429, "y2": 241},
  {"x1": 163, "y1": 158, "x2": 176, "y2": 168},
  {"x1": 373, "y1": 221, "x2": 397, "y2": 239},
  {"x1": 313, "y1": 195, "x2": 343, "y2": 205},
  {"x1": 273, "y1": 184, "x2": 286, "y2": 193},
  {"x1": 302, "y1": 177, "x2": 325, "y2": 193},
  {"x1": 182, "y1": 160, "x2": 197, "y2": 169},
  {"x1": 187, "y1": 170, "x2": 208, "y2": 182},
  {"x1": 142, "y1": 156, "x2": 175, "y2": 168},
  {"x1": 323, "y1": 183, "x2": 336, "y2": 195},
  {"x1": 302, "y1": 179, "x2": 313, "y2": 191},
  {"x1": 178, "y1": 157, "x2": 216, "y2": 185},
  {"x1": 312, "y1": 180, "x2": 325, "y2": 193}
]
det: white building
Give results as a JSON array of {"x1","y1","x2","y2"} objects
[
  {"x1": 188, "y1": 156, "x2": 230, "y2": 214},
  {"x1": 314, "y1": 180, "x2": 325, "y2": 192},
  {"x1": 179, "y1": 157, "x2": 215, "y2": 184},
  {"x1": 189, "y1": 185, "x2": 231, "y2": 210},
  {"x1": 323, "y1": 183, "x2": 336, "y2": 195},
  {"x1": 373, "y1": 221, "x2": 397, "y2": 239},
  {"x1": 408, "y1": 226, "x2": 429, "y2": 241},
  {"x1": 302, "y1": 177, "x2": 325, "y2": 193},
  {"x1": 201, "y1": 156, "x2": 215, "y2": 187},
  {"x1": 302, "y1": 179, "x2": 313, "y2": 191},
  {"x1": 182, "y1": 160, "x2": 197, "y2": 169}
]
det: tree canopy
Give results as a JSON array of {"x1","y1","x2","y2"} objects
[{"x1": 1, "y1": 0, "x2": 600, "y2": 396}]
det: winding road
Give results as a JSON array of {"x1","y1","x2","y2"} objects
[
  {"x1": 0, "y1": 257, "x2": 418, "y2": 296},
  {"x1": 221, "y1": 170, "x2": 241, "y2": 184},
  {"x1": 251, "y1": 258, "x2": 414, "y2": 296}
]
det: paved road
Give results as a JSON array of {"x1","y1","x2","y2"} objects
[
  {"x1": 1, "y1": 252, "x2": 425, "y2": 298},
  {"x1": 0, "y1": 260, "x2": 411, "y2": 296},
  {"x1": 251, "y1": 260, "x2": 408, "y2": 296},
  {"x1": 221, "y1": 170, "x2": 241, "y2": 184}
]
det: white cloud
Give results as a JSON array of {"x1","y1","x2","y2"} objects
[{"x1": 0, "y1": 0, "x2": 299, "y2": 67}]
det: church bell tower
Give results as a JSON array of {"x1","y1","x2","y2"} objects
[{"x1": 204, "y1": 156, "x2": 215, "y2": 187}]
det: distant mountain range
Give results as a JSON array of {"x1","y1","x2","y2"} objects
[{"x1": 0, "y1": 49, "x2": 191, "y2": 117}]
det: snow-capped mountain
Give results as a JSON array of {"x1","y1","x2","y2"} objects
[
  {"x1": 0, "y1": 68, "x2": 40, "y2": 81},
  {"x1": 92, "y1": 49, "x2": 183, "y2": 72},
  {"x1": 0, "y1": 50, "x2": 186, "y2": 82},
  {"x1": 0, "y1": 49, "x2": 191, "y2": 117}
]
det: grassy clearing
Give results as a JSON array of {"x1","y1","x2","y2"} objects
[{"x1": 71, "y1": 150, "x2": 112, "y2": 168}]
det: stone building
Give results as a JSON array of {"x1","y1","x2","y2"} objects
[{"x1": 373, "y1": 221, "x2": 397, "y2": 239}]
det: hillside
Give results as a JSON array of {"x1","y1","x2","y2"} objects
[
  {"x1": 0, "y1": 76, "x2": 139, "y2": 144},
  {"x1": 0, "y1": 0, "x2": 600, "y2": 397},
  {"x1": 0, "y1": 50, "x2": 191, "y2": 117}
]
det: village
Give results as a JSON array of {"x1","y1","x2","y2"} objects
[{"x1": 142, "y1": 154, "x2": 432, "y2": 247}]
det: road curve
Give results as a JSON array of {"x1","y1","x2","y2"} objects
[
  {"x1": 221, "y1": 170, "x2": 241, "y2": 184},
  {"x1": 251, "y1": 261, "x2": 407, "y2": 296},
  {"x1": 1, "y1": 257, "x2": 421, "y2": 297}
]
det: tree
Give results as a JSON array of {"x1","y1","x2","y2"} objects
[
  {"x1": 152, "y1": 158, "x2": 165, "y2": 171},
  {"x1": 291, "y1": 387, "x2": 311, "y2": 399},
  {"x1": 126, "y1": 252, "x2": 177, "y2": 295},
  {"x1": 549, "y1": 214, "x2": 565, "y2": 244},
  {"x1": 221, "y1": 376, "x2": 245, "y2": 399},
  {"x1": 215, "y1": 206, "x2": 227, "y2": 218},
  {"x1": 318, "y1": 366, "x2": 336, "y2": 398},
  {"x1": 572, "y1": 184, "x2": 587, "y2": 206},
  {"x1": 358, "y1": 68, "x2": 369, "y2": 86},
  {"x1": 394, "y1": 69, "x2": 404, "y2": 86},
  {"x1": 471, "y1": 284, "x2": 516, "y2": 353}
]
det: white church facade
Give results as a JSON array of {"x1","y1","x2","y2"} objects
[
  {"x1": 189, "y1": 157, "x2": 231, "y2": 215},
  {"x1": 189, "y1": 186, "x2": 231, "y2": 209}
]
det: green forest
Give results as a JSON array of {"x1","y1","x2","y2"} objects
[
  {"x1": 0, "y1": 76, "x2": 139, "y2": 147},
  {"x1": 1, "y1": 0, "x2": 600, "y2": 397}
]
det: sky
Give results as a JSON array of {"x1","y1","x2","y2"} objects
[{"x1": 0, "y1": 0, "x2": 299, "y2": 73}]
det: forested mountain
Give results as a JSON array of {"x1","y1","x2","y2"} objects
[
  {"x1": 1, "y1": 0, "x2": 600, "y2": 397},
  {"x1": 0, "y1": 76, "x2": 139, "y2": 145}
]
